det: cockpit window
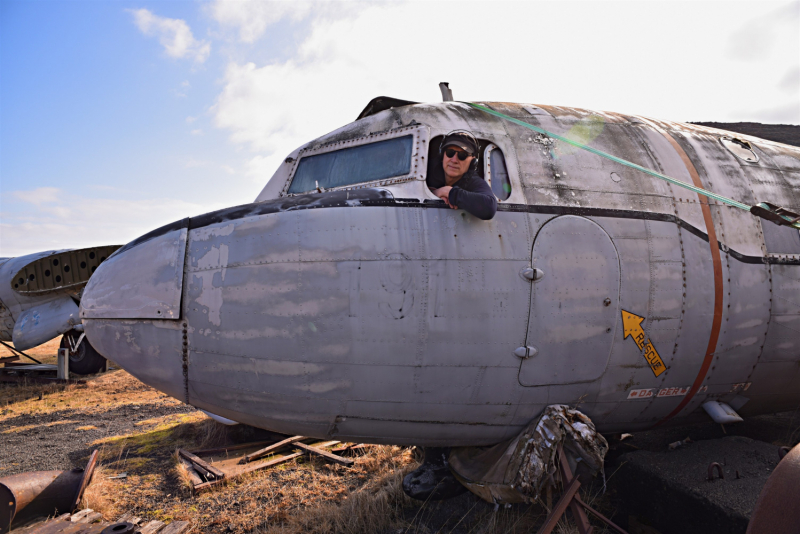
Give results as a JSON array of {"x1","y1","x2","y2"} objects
[
  {"x1": 287, "y1": 135, "x2": 413, "y2": 194},
  {"x1": 484, "y1": 144, "x2": 511, "y2": 200}
]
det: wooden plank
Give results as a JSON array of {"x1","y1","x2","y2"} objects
[
  {"x1": 159, "y1": 521, "x2": 191, "y2": 534},
  {"x1": 190, "y1": 432, "x2": 289, "y2": 456},
  {"x1": 71, "y1": 450, "x2": 99, "y2": 511},
  {"x1": 55, "y1": 514, "x2": 72, "y2": 521},
  {"x1": 70, "y1": 509, "x2": 95, "y2": 522},
  {"x1": 178, "y1": 449, "x2": 225, "y2": 479},
  {"x1": 79, "y1": 512, "x2": 103, "y2": 524},
  {"x1": 240, "y1": 435, "x2": 305, "y2": 464},
  {"x1": 195, "y1": 451, "x2": 304, "y2": 493},
  {"x1": 0, "y1": 355, "x2": 19, "y2": 364},
  {"x1": 177, "y1": 456, "x2": 204, "y2": 486},
  {"x1": 241, "y1": 451, "x2": 304, "y2": 475},
  {"x1": 138, "y1": 519, "x2": 165, "y2": 533},
  {"x1": 293, "y1": 442, "x2": 354, "y2": 466},
  {"x1": 117, "y1": 513, "x2": 142, "y2": 525}
]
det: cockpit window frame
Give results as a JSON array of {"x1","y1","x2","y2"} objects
[
  {"x1": 483, "y1": 143, "x2": 512, "y2": 201},
  {"x1": 281, "y1": 124, "x2": 428, "y2": 197}
]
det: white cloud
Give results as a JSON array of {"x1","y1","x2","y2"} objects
[
  {"x1": 1, "y1": 188, "x2": 227, "y2": 257},
  {"x1": 191, "y1": 129, "x2": 203, "y2": 135},
  {"x1": 186, "y1": 115, "x2": 198, "y2": 123},
  {"x1": 210, "y1": 0, "x2": 799, "y2": 178},
  {"x1": 13, "y1": 187, "x2": 61, "y2": 207},
  {"x1": 129, "y1": 8, "x2": 211, "y2": 63},
  {"x1": 209, "y1": 0, "x2": 317, "y2": 43}
]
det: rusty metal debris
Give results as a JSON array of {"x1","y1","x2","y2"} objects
[
  {"x1": 449, "y1": 405, "x2": 609, "y2": 505},
  {"x1": 1, "y1": 451, "x2": 98, "y2": 533},
  {"x1": 0, "y1": 361, "x2": 86, "y2": 385},
  {"x1": 178, "y1": 436, "x2": 357, "y2": 493},
  {"x1": 746, "y1": 442, "x2": 800, "y2": 534},
  {"x1": 707, "y1": 462, "x2": 724, "y2": 481},
  {"x1": 536, "y1": 443, "x2": 628, "y2": 534}
]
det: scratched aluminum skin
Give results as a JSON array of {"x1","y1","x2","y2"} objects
[
  {"x1": 81, "y1": 101, "x2": 800, "y2": 446},
  {"x1": 0, "y1": 251, "x2": 81, "y2": 350}
]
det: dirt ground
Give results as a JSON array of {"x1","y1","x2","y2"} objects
[
  {"x1": 1, "y1": 341, "x2": 576, "y2": 534},
  {"x1": 4, "y1": 341, "x2": 797, "y2": 533}
]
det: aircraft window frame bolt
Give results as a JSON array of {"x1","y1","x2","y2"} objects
[{"x1": 604, "y1": 298, "x2": 611, "y2": 306}]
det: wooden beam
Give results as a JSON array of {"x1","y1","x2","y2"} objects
[
  {"x1": 293, "y1": 442, "x2": 353, "y2": 466},
  {"x1": 240, "y1": 435, "x2": 305, "y2": 464},
  {"x1": 178, "y1": 449, "x2": 225, "y2": 480},
  {"x1": 139, "y1": 520, "x2": 166, "y2": 533},
  {"x1": 159, "y1": 521, "x2": 191, "y2": 534}
]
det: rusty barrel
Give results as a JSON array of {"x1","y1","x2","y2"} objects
[
  {"x1": 0, "y1": 469, "x2": 84, "y2": 533},
  {"x1": 747, "y1": 442, "x2": 800, "y2": 534}
]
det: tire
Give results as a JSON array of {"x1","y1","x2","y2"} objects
[{"x1": 60, "y1": 331, "x2": 107, "y2": 375}]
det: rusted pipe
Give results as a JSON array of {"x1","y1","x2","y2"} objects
[
  {"x1": 707, "y1": 462, "x2": 724, "y2": 481},
  {"x1": 0, "y1": 450, "x2": 98, "y2": 533},
  {"x1": 0, "y1": 469, "x2": 83, "y2": 533}
]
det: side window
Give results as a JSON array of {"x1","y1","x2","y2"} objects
[
  {"x1": 287, "y1": 135, "x2": 413, "y2": 194},
  {"x1": 484, "y1": 144, "x2": 511, "y2": 200}
]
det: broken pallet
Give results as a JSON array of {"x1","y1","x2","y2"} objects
[{"x1": 183, "y1": 436, "x2": 354, "y2": 492}]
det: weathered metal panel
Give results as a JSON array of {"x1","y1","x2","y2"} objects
[
  {"x1": 81, "y1": 319, "x2": 185, "y2": 400},
  {"x1": 520, "y1": 215, "x2": 619, "y2": 386},
  {"x1": 11, "y1": 296, "x2": 79, "y2": 351},
  {"x1": 81, "y1": 228, "x2": 187, "y2": 320}
]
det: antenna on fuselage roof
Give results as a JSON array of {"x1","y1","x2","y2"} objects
[{"x1": 439, "y1": 82, "x2": 453, "y2": 102}]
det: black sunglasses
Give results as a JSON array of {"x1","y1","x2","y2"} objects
[{"x1": 444, "y1": 148, "x2": 472, "y2": 161}]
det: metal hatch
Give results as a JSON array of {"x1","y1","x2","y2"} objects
[
  {"x1": 720, "y1": 137, "x2": 759, "y2": 163},
  {"x1": 519, "y1": 216, "x2": 619, "y2": 386}
]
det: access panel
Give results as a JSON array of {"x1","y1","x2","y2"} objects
[{"x1": 519, "y1": 215, "x2": 619, "y2": 386}]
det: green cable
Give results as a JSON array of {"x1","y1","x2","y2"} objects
[
  {"x1": 466, "y1": 102, "x2": 753, "y2": 211},
  {"x1": 468, "y1": 102, "x2": 800, "y2": 230}
]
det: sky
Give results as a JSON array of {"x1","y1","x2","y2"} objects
[{"x1": 1, "y1": 0, "x2": 798, "y2": 257}]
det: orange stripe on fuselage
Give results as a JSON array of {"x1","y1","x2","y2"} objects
[{"x1": 655, "y1": 128, "x2": 724, "y2": 426}]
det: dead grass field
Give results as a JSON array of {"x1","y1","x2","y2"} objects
[{"x1": 1, "y1": 342, "x2": 581, "y2": 534}]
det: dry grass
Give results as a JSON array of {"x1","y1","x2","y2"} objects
[{"x1": 2, "y1": 340, "x2": 616, "y2": 534}]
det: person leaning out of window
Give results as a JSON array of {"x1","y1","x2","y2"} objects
[{"x1": 427, "y1": 131, "x2": 497, "y2": 220}]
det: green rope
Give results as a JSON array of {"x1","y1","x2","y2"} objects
[{"x1": 466, "y1": 102, "x2": 800, "y2": 229}]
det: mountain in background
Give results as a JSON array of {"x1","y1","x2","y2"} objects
[{"x1": 691, "y1": 122, "x2": 800, "y2": 148}]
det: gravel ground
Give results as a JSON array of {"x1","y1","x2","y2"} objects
[{"x1": 1, "y1": 383, "x2": 196, "y2": 475}]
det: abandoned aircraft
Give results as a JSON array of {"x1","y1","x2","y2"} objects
[
  {"x1": 79, "y1": 94, "x2": 800, "y2": 447},
  {"x1": 1, "y1": 246, "x2": 119, "y2": 375}
]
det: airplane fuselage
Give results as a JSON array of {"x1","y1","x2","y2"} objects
[{"x1": 80, "y1": 101, "x2": 800, "y2": 446}]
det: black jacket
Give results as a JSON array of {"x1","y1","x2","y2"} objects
[{"x1": 426, "y1": 165, "x2": 497, "y2": 220}]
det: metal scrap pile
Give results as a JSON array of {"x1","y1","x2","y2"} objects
[{"x1": 449, "y1": 405, "x2": 608, "y2": 504}]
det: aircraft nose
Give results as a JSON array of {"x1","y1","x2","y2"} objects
[{"x1": 80, "y1": 220, "x2": 189, "y2": 399}]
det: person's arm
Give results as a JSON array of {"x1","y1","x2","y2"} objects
[{"x1": 448, "y1": 175, "x2": 497, "y2": 220}]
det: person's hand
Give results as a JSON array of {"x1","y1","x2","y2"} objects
[{"x1": 432, "y1": 186, "x2": 457, "y2": 209}]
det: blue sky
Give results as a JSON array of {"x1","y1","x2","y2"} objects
[{"x1": 2, "y1": 0, "x2": 799, "y2": 257}]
